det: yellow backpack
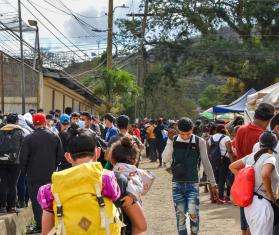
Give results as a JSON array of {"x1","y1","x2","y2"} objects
[{"x1": 49, "y1": 162, "x2": 121, "y2": 235}]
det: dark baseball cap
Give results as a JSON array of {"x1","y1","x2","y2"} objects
[{"x1": 259, "y1": 131, "x2": 278, "y2": 152}]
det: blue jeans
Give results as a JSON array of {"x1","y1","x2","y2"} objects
[{"x1": 172, "y1": 182, "x2": 200, "y2": 235}]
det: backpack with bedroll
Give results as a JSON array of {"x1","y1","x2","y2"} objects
[{"x1": 49, "y1": 162, "x2": 122, "y2": 235}]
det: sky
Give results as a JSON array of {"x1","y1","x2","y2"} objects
[{"x1": 0, "y1": 0, "x2": 139, "y2": 58}]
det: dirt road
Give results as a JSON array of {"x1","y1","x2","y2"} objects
[{"x1": 141, "y1": 161, "x2": 241, "y2": 235}]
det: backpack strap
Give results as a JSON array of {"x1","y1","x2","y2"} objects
[
  {"x1": 52, "y1": 193, "x2": 66, "y2": 235},
  {"x1": 218, "y1": 135, "x2": 226, "y2": 144},
  {"x1": 194, "y1": 135, "x2": 200, "y2": 157},
  {"x1": 173, "y1": 135, "x2": 178, "y2": 145},
  {"x1": 95, "y1": 184, "x2": 110, "y2": 235}
]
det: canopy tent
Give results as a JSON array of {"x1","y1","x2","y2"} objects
[
  {"x1": 245, "y1": 82, "x2": 279, "y2": 122},
  {"x1": 213, "y1": 88, "x2": 257, "y2": 114},
  {"x1": 246, "y1": 82, "x2": 279, "y2": 111},
  {"x1": 200, "y1": 108, "x2": 234, "y2": 121}
]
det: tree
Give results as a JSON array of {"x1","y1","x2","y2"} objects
[
  {"x1": 114, "y1": 0, "x2": 279, "y2": 119},
  {"x1": 83, "y1": 68, "x2": 139, "y2": 114},
  {"x1": 199, "y1": 85, "x2": 223, "y2": 110}
]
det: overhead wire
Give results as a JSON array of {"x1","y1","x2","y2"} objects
[
  {"x1": 0, "y1": 20, "x2": 76, "y2": 72},
  {"x1": 55, "y1": 0, "x2": 108, "y2": 36},
  {"x1": 4, "y1": 0, "x2": 92, "y2": 61},
  {"x1": 24, "y1": 0, "x2": 89, "y2": 60},
  {"x1": 42, "y1": 0, "x2": 106, "y2": 19}
]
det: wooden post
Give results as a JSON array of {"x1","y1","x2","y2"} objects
[
  {"x1": 0, "y1": 52, "x2": 4, "y2": 113},
  {"x1": 62, "y1": 95, "x2": 65, "y2": 112},
  {"x1": 52, "y1": 90, "x2": 55, "y2": 110},
  {"x1": 107, "y1": 0, "x2": 113, "y2": 69}
]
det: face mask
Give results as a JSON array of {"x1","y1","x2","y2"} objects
[{"x1": 78, "y1": 120, "x2": 85, "y2": 129}]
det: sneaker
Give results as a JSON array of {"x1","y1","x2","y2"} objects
[{"x1": 26, "y1": 224, "x2": 41, "y2": 234}]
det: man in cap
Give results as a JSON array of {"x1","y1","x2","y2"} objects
[
  {"x1": 59, "y1": 114, "x2": 70, "y2": 133},
  {"x1": 58, "y1": 114, "x2": 71, "y2": 170},
  {"x1": 234, "y1": 102, "x2": 275, "y2": 235},
  {"x1": 20, "y1": 113, "x2": 63, "y2": 234}
]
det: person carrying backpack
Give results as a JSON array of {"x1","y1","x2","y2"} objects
[
  {"x1": 162, "y1": 117, "x2": 218, "y2": 235},
  {"x1": 106, "y1": 115, "x2": 144, "y2": 169},
  {"x1": 230, "y1": 131, "x2": 279, "y2": 235},
  {"x1": 208, "y1": 124, "x2": 233, "y2": 203},
  {"x1": 0, "y1": 113, "x2": 25, "y2": 214},
  {"x1": 110, "y1": 136, "x2": 148, "y2": 235},
  {"x1": 37, "y1": 124, "x2": 122, "y2": 235},
  {"x1": 20, "y1": 113, "x2": 64, "y2": 234}
]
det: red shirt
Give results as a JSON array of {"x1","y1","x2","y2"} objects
[
  {"x1": 234, "y1": 123, "x2": 265, "y2": 160},
  {"x1": 133, "y1": 128, "x2": 141, "y2": 139}
]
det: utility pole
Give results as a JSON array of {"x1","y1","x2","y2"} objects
[
  {"x1": 131, "y1": 0, "x2": 149, "y2": 118},
  {"x1": 0, "y1": 52, "x2": 4, "y2": 113},
  {"x1": 107, "y1": 0, "x2": 113, "y2": 69},
  {"x1": 18, "y1": 0, "x2": 26, "y2": 114},
  {"x1": 138, "y1": 0, "x2": 149, "y2": 87},
  {"x1": 97, "y1": 40, "x2": 100, "y2": 56}
]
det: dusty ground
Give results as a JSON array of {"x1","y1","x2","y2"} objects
[{"x1": 141, "y1": 161, "x2": 241, "y2": 235}]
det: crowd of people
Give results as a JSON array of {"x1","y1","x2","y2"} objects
[
  {"x1": 0, "y1": 102, "x2": 278, "y2": 235},
  {"x1": 0, "y1": 107, "x2": 153, "y2": 234}
]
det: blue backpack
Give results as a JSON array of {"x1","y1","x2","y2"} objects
[{"x1": 208, "y1": 135, "x2": 226, "y2": 170}]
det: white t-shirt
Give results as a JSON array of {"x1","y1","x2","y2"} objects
[
  {"x1": 242, "y1": 152, "x2": 279, "y2": 198},
  {"x1": 253, "y1": 142, "x2": 279, "y2": 155},
  {"x1": 208, "y1": 133, "x2": 231, "y2": 157}
]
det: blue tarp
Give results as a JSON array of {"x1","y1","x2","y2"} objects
[{"x1": 213, "y1": 88, "x2": 256, "y2": 114}]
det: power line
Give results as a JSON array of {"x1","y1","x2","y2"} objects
[
  {"x1": 0, "y1": 21, "x2": 75, "y2": 71},
  {"x1": 41, "y1": 0, "x2": 106, "y2": 19},
  {"x1": 55, "y1": 0, "x2": 108, "y2": 33},
  {"x1": 25, "y1": 0, "x2": 90, "y2": 59},
  {"x1": 20, "y1": 1, "x2": 87, "y2": 61},
  {"x1": 41, "y1": 0, "x2": 107, "y2": 44}
]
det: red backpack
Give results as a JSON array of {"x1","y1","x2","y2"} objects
[
  {"x1": 231, "y1": 152, "x2": 264, "y2": 207},
  {"x1": 231, "y1": 166, "x2": 255, "y2": 207}
]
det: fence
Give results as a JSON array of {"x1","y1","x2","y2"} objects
[{"x1": 0, "y1": 51, "x2": 40, "y2": 114}]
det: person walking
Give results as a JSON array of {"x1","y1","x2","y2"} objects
[
  {"x1": 234, "y1": 102, "x2": 275, "y2": 235},
  {"x1": 20, "y1": 113, "x2": 63, "y2": 234},
  {"x1": 208, "y1": 124, "x2": 233, "y2": 203},
  {"x1": 17, "y1": 115, "x2": 33, "y2": 208},
  {"x1": 46, "y1": 114, "x2": 59, "y2": 135},
  {"x1": 91, "y1": 115, "x2": 102, "y2": 136},
  {"x1": 104, "y1": 113, "x2": 118, "y2": 143},
  {"x1": 58, "y1": 114, "x2": 71, "y2": 171},
  {"x1": 253, "y1": 113, "x2": 279, "y2": 234},
  {"x1": 146, "y1": 120, "x2": 157, "y2": 162},
  {"x1": 230, "y1": 131, "x2": 279, "y2": 235},
  {"x1": 0, "y1": 113, "x2": 25, "y2": 214},
  {"x1": 163, "y1": 117, "x2": 218, "y2": 235},
  {"x1": 154, "y1": 118, "x2": 167, "y2": 167}
]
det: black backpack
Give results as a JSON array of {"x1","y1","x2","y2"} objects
[
  {"x1": 0, "y1": 128, "x2": 23, "y2": 164},
  {"x1": 208, "y1": 135, "x2": 226, "y2": 170}
]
